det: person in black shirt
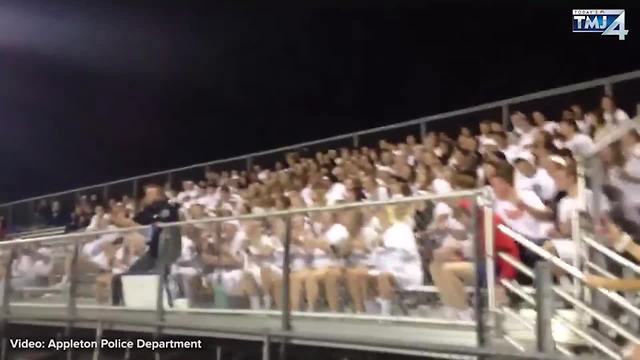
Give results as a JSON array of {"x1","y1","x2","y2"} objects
[{"x1": 110, "y1": 184, "x2": 180, "y2": 305}]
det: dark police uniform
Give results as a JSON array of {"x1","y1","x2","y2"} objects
[{"x1": 112, "y1": 200, "x2": 180, "y2": 305}]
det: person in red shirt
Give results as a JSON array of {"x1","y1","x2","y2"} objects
[{"x1": 429, "y1": 199, "x2": 519, "y2": 320}]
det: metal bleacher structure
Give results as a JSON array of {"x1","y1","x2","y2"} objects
[{"x1": 0, "y1": 71, "x2": 639, "y2": 360}]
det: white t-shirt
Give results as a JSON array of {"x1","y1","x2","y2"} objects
[
  {"x1": 13, "y1": 247, "x2": 53, "y2": 278},
  {"x1": 494, "y1": 189, "x2": 551, "y2": 241},
  {"x1": 313, "y1": 223, "x2": 349, "y2": 268},
  {"x1": 562, "y1": 134, "x2": 595, "y2": 158},
  {"x1": 603, "y1": 109, "x2": 630, "y2": 125},
  {"x1": 502, "y1": 145, "x2": 521, "y2": 164},
  {"x1": 518, "y1": 128, "x2": 538, "y2": 148},
  {"x1": 514, "y1": 168, "x2": 557, "y2": 201},
  {"x1": 301, "y1": 186, "x2": 314, "y2": 206},
  {"x1": 543, "y1": 121, "x2": 559, "y2": 134},
  {"x1": 326, "y1": 182, "x2": 347, "y2": 205},
  {"x1": 364, "y1": 186, "x2": 389, "y2": 201},
  {"x1": 373, "y1": 222, "x2": 423, "y2": 289},
  {"x1": 557, "y1": 189, "x2": 609, "y2": 226}
]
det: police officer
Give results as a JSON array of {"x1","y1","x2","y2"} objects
[{"x1": 110, "y1": 183, "x2": 180, "y2": 305}]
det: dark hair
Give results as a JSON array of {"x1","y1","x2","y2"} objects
[
  {"x1": 560, "y1": 118, "x2": 579, "y2": 132},
  {"x1": 493, "y1": 162, "x2": 515, "y2": 185}
]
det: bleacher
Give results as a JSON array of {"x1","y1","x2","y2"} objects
[{"x1": 0, "y1": 71, "x2": 639, "y2": 360}]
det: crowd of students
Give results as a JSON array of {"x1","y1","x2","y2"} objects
[{"x1": 6, "y1": 95, "x2": 640, "y2": 323}]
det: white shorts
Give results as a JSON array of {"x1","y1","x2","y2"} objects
[{"x1": 207, "y1": 270, "x2": 246, "y2": 295}]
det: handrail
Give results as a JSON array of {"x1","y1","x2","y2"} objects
[
  {"x1": 499, "y1": 225, "x2": 640, "y2": 321},
  {"x1": 1, "y1": 69, "x2": 639, "y2": 208},
  {"x1": 582, "y1": 235, "x2": 640, "y2": 275},
  {"x1": 0, "y1": 189, "x2": 482, "y2": 247}
]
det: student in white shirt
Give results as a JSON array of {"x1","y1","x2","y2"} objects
[
  {"x1": 362, "y1": 175, "x2": 389, "y2": 201},
  {"x1": 85, "y1": 205, "x2": 110, "y2": 232},
  {"x1": 491, "y1": 131, "x2": 520, "y2": 164},
  {"x1": 513, "y1": 151, "x2": 557, "y2": 202},
  {"x1": 558, "y1": 119, "x2": 595, "y2": 158},
  {"x1": 205, "y1": 220, "x2": 261, "y2": 309},
  {"x1": 11, "y1": 245, "x2": 53, "y2": 289},
  {"x1": 490, "y1": 162, "x2": 553, "y2": 246},
  {"x1": 532, "y1": 111, "x2": 558, "y2": 134},
  {"x1": 511, "y1": 112, "x2": 539, "y2": 149},
  {"x1": 601, "y1": 95, "x2": 630, "y2": 125},
  {"x1": 243, "y1": 219, "x2": 282, "y2": 309},
  {"x1": 544, "y1": 164, "x2": 609, "y2": 265},
  {"x1": 305, "y1": 211, "x2": 349, "y2": 312},
  {"x1": 373, "y1": 204, "x2": 423, "y2": 316},
  {"x1": 344, "y1": 209, "x2": 381, "y2": 313}
]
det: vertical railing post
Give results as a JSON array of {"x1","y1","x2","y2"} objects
[
  {"x1": 636, "y1": 102, "x2": 640, "y2": 118},
  {"x1": 501, "y1": 104, "x2": 509, "y2": 130},
  {"x1": 132, "y1": 179, "x2": 140, "y2": 202},
  {"x1": 5, "y1": 207, "x2": 12, "y2": 235},
  {"x1": 483, "y1": 193, "x2": 496, "y2": 315},
  {"x1": 27, "y1": 200, "x2": 35, "y2": 229},
  {"x1": 352, "y1": 133, "x2": 359, "y2": 148},
  {"x1": 167, "y1": 172, "x2": 174, "y2": 190},
  {"x1": 66, "y1": 239, "x2": 80, "y2": 360},
  {"x1": 471, "y1": 196, "x2": 485, "y2": 347},
  {"x1": 604, "y1": 82, "x2": 613, "y2": 97},
  {"x1": 281, "y1": 216, "x2": 292, "y2": 332},
  {"x1": 0, "y1": 247, "x2": 16, "y2": 360},
  {"x1": 535, "y1": 261, "x2": 555, "y2": 354},
  {"x1": 102, "y1": 185, "x2": 109, "y2": 205},
  {"x1": 280, "y1": 215, "x2": 292, "y2": 360},
  {"x1": 247, "y1": 157, "x2": 254, "y2": 173},
  {"x1": 419, "y1": 121, "x2": 426, "y2": 138}
]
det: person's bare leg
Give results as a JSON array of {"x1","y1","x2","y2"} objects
[
  {"x1": 289, "y1": 271, "x2": 305, "y2": 311},
  {"x1": 430, "y1": 261, "x2": 460, "y2": 308},
  {"x1": 272, "y1": 276, "x2": 283, "y2": 309},
  {"x1": 260, "y1": 267, "x2": 274, "y2": 309},
  {"x1": 324, "y1": 267, "x2": 342, "y2": 312},
  {"x1": 440, "y1": 262, "x2": 474, "y2": 310},
  {"x1": 346, "y1": 268, "x2": 364, "y2": 313},
  {"x1": 240, "y1": 272, "x2": 261, "y2": 309},
  {"x1": 377, "y1": 272, "x2": 395, "y2": 315},
  {"x1": 305, "y1": 269, "x2": 324, "y2": 312}
]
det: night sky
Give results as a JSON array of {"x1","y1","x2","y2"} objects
[{"x1": 1, "y1": 0, "x2": 639, "y2": 203}]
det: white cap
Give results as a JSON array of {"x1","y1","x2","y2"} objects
[
  {"x1": 482, "y1": 138, "x2": 498, "y2": 147},
  {"x1": 515, "y1": 151, "x2": 535, "y2": 165},
  {"x1": 433, "y1": 202, "x2": 452, "y2": 218},
  {"x1": 432, "y1": 178, "x2": 452, "y2": 195},
  {"x1": 549, "y1": 155, "x2": 567, "y2": 167}
]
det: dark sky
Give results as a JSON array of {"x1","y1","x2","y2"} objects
[{"x1": 1, "y1": 0, "x2": 639, "y2": 203}]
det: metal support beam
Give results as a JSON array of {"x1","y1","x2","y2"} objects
[
  {"x1": 0, "y1": 248, "x2": 15, "y2": 360},
  {"x1": 92, "y1": 321, "x2": 103, "y2": 360},
  {"x1": 501, "y1": 104, "x2": 509, "y2": 130},
  {"x1": 262, "y1": 335, "x2": 271, "y2": 360},
  {"x1": 132, "y1": 179, "x2": 139, "y2": 201},
  {"x1": 352, "y1": 133, "x2": 359, "y2": 148},
  {"x1": 66, "y1": 240, "x2": 80, "y2": 360},
  {"x1": 281, "y1": 216, "x2": 292, "y2": 332},
  {"x1": 102, "y1": 185, "x2": 109, "y2": 204},
  {"x1": 280, "y1": 215, "x2": 291, "y2": 360},
  {"x1": 471, "y1": 199, "x2": 485, "y2": 348},
  {"x1": 604, "y1": 82, "x2": 614, "y2": 97},
  {"x1": 535, "y1": 262, "x2": 555, "y2": 354},
  {"x1": 419, "y1": 121, "x2": 426, "y2": 138},
  {"x1": 247, "y1": 156, "x2": 254, "y2": 173},
  {"x1": 216, "y1": 345, "x2": 222, "y2": 360}
]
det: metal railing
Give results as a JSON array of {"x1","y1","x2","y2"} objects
[
  {"x1": 499, "y1": 225, "x2": 640, "y2": 360},
  {"x1": 1, "y1": 70, "x2": 639, "y2": 232},
  {"x1": 0, "y1": 190, "x2": 571, "y2": 360}
]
